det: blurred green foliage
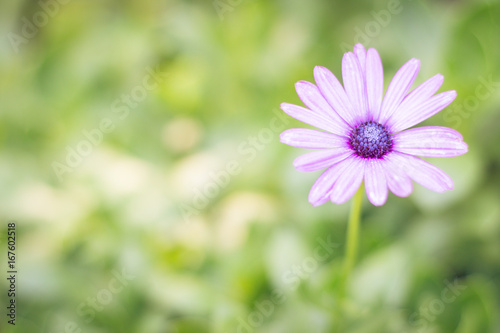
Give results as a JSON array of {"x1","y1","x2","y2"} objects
[{"x1": 1, "y1": 0, "x2": 500, "y2": 332}]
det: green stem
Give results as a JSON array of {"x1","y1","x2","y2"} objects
[
  {"x1": 343, "y1": 186, "x2": 363, "y2": 282},
  {"x1": 334, "y1": 186, "x2": 363, "y2": 332}
]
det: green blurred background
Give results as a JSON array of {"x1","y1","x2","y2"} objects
[{"x1": 1, "y1": 0, "x2": 500, "y2": 332}]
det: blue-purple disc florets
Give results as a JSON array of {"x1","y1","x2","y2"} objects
[{"x1": 350, "y1": 121, "x2": 392, "y2": 158}]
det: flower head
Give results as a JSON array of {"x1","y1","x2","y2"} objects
[{"x1": 280, "y1": 44, "x2": 468, "y2": 206}]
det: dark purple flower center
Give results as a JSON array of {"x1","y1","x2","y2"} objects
[{"x1": 349, "y1": 121, "x2": 392, "y2": 158}]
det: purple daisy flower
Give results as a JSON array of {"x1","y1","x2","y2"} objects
[{"x1": 280, "y1": 44, "x2": 468, "y2": 206}]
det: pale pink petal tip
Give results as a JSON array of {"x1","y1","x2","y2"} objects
[{"x1": 364, "y1": 160, "x2": 388, "y2": 206}]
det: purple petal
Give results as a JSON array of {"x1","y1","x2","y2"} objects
[
  {"x1": 313, "y1": 66, "x2": 358, "y2": 127},
  {"x1": 280, "y1": 103, "x2": 349, "y2": 137},
  {"x1": 389, "y1": 152, "x2": 454, "y2": 193},
  {"x1": 308, "y1": 157, "x2": 354, "y2": 206},
  {"x1": 392, "y1": 126, "x2": 468, "y2": 157},
  {"x1": 364, "y1": 159, "x2": 388, "y2": 206},
  {"x1": 379, "y1": 58, "x2": 420, "y2": 124},
  {"x1": 353, "y1": 43, "x2": 367, "y2": 73},
  {"x1": 383, "y1": 154, "x2": 413, "y2": 197},
  {"x1": 388, "y1": 90, "x2": 457, "y2": 133},
  {"x1": 342, "y1": 52, "x2": 368, "y2": 122},
  {"x1": 365, "y1": 48, "x2": 384, "y2": 122},
  {"x1": 385, "y1": 74, "x2": 444, "y2": 129},
  {"x1": 294, "y1": 148, "x2": 353, "y2": 172},
  {"x1": 295, "y1": 81, "x2": 351, "y2": 136},
  {"x1": 280, "y1": 128, "x2": 348, "y2": 149},
  {"x1": 330, "y1": 156, "x2": 365, "y2": 204}
]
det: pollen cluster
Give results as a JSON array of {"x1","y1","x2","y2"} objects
[{"x1": 350, "y1": 121, "x2": 392, "y2": 158}]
